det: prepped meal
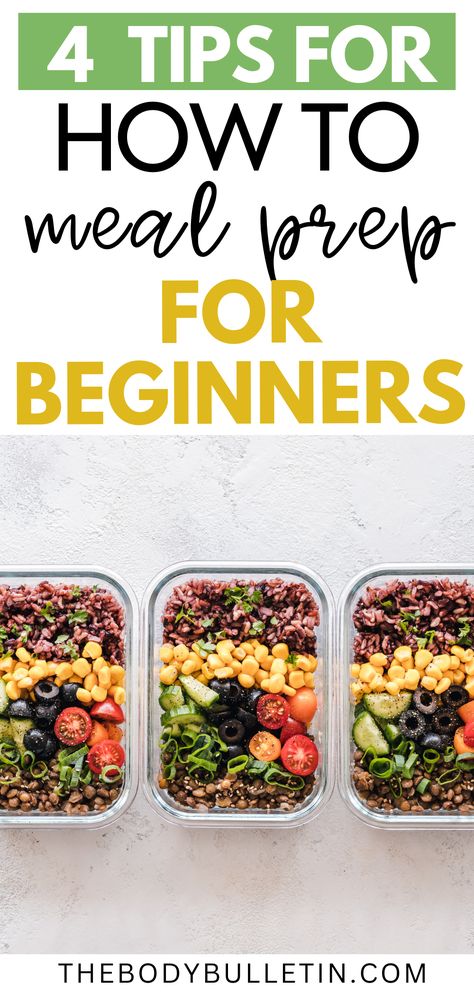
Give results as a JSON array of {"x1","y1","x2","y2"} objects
[
  {"x1": 351, "y1": 577, "x2": 474, "y2": 815},
  {"x1": 157, "y1": 578, "x2": 320, "y2": 812},
  {"x1": 0, "y1": 582, "x2": 126, "y2": 816}
]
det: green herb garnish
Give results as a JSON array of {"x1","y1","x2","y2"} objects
[
  {"x1": 456, "y1": 617, "x2": 472, "y2": 647},
  {"x1": 223, "y1": 585, "x2": 263, "y2": 614},
  {"x1": 67, "y1": 609, "x2": 89, "y2": 625},
  {"x1": 201, "y1": 618, "x2": 214, "y2": 629},
  {"x1": 270, "y1": 616, "x2": 278, "y2": 626},
  {"x1": 71, "y1": 585, "x2": 81, "y2": 598},
  {"x1": 175, "y1": 605, "x2": 196, "y2": 624},
  {"x1": 249, "y1": 619, "x2": 265, "y2": 636},
  {"x1": 195, "y1": 638, "x2": 216, "y2": 656},
  {"x1": 40, "y1": 601, "x2": 56, "y2": 623},
  {"x1": 20, "y1": 624, "x2": 32, "y2": 645},
  {"x1": 416, "y1": 630, "x2": 437, "y2": 650},
  {"x1": 286, "y1": 652, "x2": 299, "y2": 668},
  {"x1": 398, "y1": 609, "x2": 420, "y2": 635}
]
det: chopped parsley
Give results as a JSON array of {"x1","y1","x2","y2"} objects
[
  {"x1": 270, "y1": 616, "x2": 278, "y2": 626},
  {"x1": 416, "y1": 630, "x2": 437, "y2": 650},
  {"x1": 249, "y1": 619, "x2": 265, "y2": 636},
  {"x1": 379, "y1": 599, "x2": 393, "y2": 610},
  {"x1": 195, "y1": 638, "x2": 217, "y2": 657},
  {"x1": 286, "y1": 652, "x2": 299, "y2": 668},
  {"x1": 20, "y1": 624, "x2": 32, "y2": 645},
  {"x1": 71, "y1": 585, "x2": 81, "y2": 598},
  {"x1": 40, "y1": 601, "x2": 56, "y2": 623},
  {"x1": 55, "y1": 634, "x2": 79, "y2": 659},
  {"x1": 67, "y1": 609, "x2": 89, "y2": 626},
  {"x1": 0, "y1": 625, "x2": 8, "y2": 654},
  {"x1": 223, "y1": 585, "x2": 263, "y2": 614},
  {"x1": 201, "y1": 618, "x2": 214, "y2": 629},
  {"x1": 175, "y1": 605, "x2": 196, "y2": 625},
  {"x1": 457, "y1": 617, "x2": 472, "y2": 647},
  {"x1": 398, "y1": 609, "x2": 420, "y2": 636}
]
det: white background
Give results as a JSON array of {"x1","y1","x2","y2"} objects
[
  {"x1": 1, "y1": 0, "x2": 472, "y2": 433},
  {"x1": 1, "y1": 433, "x2": 473, "y2": 955}
]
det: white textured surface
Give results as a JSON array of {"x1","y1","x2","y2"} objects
[{"x1": 1, "y1": 435, "x2": 473, "y2": 955}]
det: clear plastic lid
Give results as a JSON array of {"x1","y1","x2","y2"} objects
[
  {"x1": 338, "y1": 564, "x2": 474, "y2": 830},
  {"x1": 142, "y1": 561, "x2": 335, "y2": 827},
  {"x1": 0, "y1": 567, "x2": 138, "y2": 829}
]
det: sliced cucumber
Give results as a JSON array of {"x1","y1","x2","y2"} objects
[
  {"x1": 179, "y1": 674, "x2": 219, "y2": 709},
  {"x1": 159, "y1": 685, "x2": 184, "y2": 711},
  {"x1": 0, "y1": 718, "x2": 13, "y2": 743},
  {"x1": 0, "y1": 681, "x2": 9, "y2": 715},
  {"x1": 161, "y1": 703, "x2": 203, "y2": 728},
  {"x1": 352, "y1": 711, "x2": 390, "y2": 756},
  {"x1": 363, "y1": 691, "x2": 412, "y2": 722},
  {"x1": 9, "y1": 718, "x2": 34, "y2": 754}
]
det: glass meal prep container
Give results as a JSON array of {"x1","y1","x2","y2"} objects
[
  {"x1": 338, "y1": 564, "x2": 474, "y2": 830},
  {"x1": 142, "y1": 561, "x2": 334, "y2": 827},
  {"x1": 0, "y1": 566, "x2": 138, "y2": 829}
]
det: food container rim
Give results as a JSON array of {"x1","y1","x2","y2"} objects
[
  {"x1": 141, "y1": 559, "x2": 336, "y2": 828},
  {"x1": 0, "y1": 564, "x2": 139, "y2": 830},
  {"x1": 337, "y1": 561, "x2": 474, "y2": 830}
]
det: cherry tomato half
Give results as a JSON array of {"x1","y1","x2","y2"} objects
[
  {"x1": 280, "y1": 717, "x2": 307, "y2": 745},
  {"x1": 288, "y1": 688, "x2": 318, "y2": 724},
  {"x1": 256, "y1": 693, "x2": 289, "y2": 730},
  {"x1": 281, "y1": 735, "x2": 319, "y2": 776},
  {"x1": 54, "y1": 707, "x2": 93, "y2": 746},
  {"x1": 464, "y1": 719, "x2": 474, "y2": 748},
  {"x1": 103, "y1": 722, "x2": 124, "y2": 742},
  {"x1": 87, "y1": 739, "x2": 125, "y2": 774},
  {"x1": 87, "y1": 720, "x2": 109, "y2": 747},
  {"x1": 454, "y1": 726, "x2": 474, "y2": 756},
  {"x1": 90, "y1": 699, "x2": 125, "y2": 724},
  {"x1": 249, "y1": 731, "x2": 281, "y2": 762}
]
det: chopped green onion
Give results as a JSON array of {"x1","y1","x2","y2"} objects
[
  {"x1": 30, "y1": 761, "x2": 48, "y2": 780},
  {"x1": 455, "y1": 753, "x2": 474, "y2": 771},
  {"x1": 99, "y1": 764, "x2": 123, "y2": 784},
  {"x1": 443, "y1": 746, "x2": 456, "y2": 764},
  {"x1": 437, "y1": 767, "x2": 461, "y2": 786},
  {"x1": 361, "y1": 747, "x2": 377, "y2": 766},
  {"x1": 416, "y1": 777, "x2": 431, "y2": 795},
  {"x1": 385, "y1": 724, "x2": 403, "y2": 748},
  {"x1": 0, "y1": 764, "x2": 20, "y2": 784},
  {"x1": 163, "y1": 763, "x2": 177, "y2": 781},
  {"x1": 0, "y1": 742, "x2": 20, "y2": 766},
  {"x1": 369, "y1": 757, "x2": 395, "y2": 780},
  {"x1": 21, "y1": 750, "x2": 36, "y2": 770},
  {"x1": 227, "y1": 755, "x2": 249, "y2": 773},
  {"x1": 263, "y1": 765, "x2": 304, "y2": 791},
  {"x1": 390, "y1": 776, "x2": 402, "y2": 799},
  {"x1": 393, "y1": 753, "x2": 407, "y2": 770},
  {"x1": 58, "y1": 745, "x2": 88, "y2": 765}
]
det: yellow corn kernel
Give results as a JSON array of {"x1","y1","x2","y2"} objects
[
  {"x1": 83, "y1": 641, "x2": 103, "y2": 660},
  {"x1": 306, "y1": 655, "x2": 318, "y2": 672},
  {"x1": 241, "y1": 657, "x2": 259, "y2": 677},
  {"x1": 215, "y1": 667, "x2": 234, "y2": 679},
  {"x1": 449, "y1": 656, "x2": 460, "y2": 671},
  {"x1": 293, "y1": 655, "x2": 309, "y2": 672},
  {"x1": 240, "y1": 641, "x2": 254, "y2": 656},
  {"x1": 282, "y1": 683, "x2": 296, "y2": 696},
  {"x1": 414, "y1": 649, "x2": 433, "y2": 669},
  {"x1": 216, "y1": 639, "x2": 235, "y2": 655},
  {"x1": 233, "y1": 646, "x2": 246, "y2": 661},
  {"x1": 421, "y1": 675, "x2": 437, "y2": 691},
  {"x1": 450, "y1": 644, "x2": 464, "y2": 659},
  {"x1": 46, "y1": 662, "x2": 57, "y2": 677},
  {"x1": 465, "y1": 661, "x2": 474, "y2": 677},
  {"x1": 201, "y1": 662, "x2": 213, "y2": 681},
  {"x1": 435, "y1": 677, "x2": 451, "y2": 695},
  {"x1": 256, "y1": 656, "x2": 272, "y2": 672},
  {"x1": 288, "y1": 669, "x2": 305, "y2": 689},
  {"x1": 254, "y1": 644, "x2": 269, "y2": 664},
  {"x1": 462, "y1": 649, "x2": 474, "y2": 664},
  {"x1": 159, "y1": 643, "x2": 174, "y2": 663},
  {"x1": 15, "y1": 647, "x2": 31, "y2": 663},
  {"x1": 465, "y1": 679, "x2": 474, "y2": 698},
  {"x1": 304, "y1": 673, "x2": 315, "y2": 688},
  {"x1": 272, "y1": 643, "x2": 289, "y2": 660},
  {"x1": 6, "y1": 680, "x2": 20, "y2": 700},
  {"x1": 18, "y1": 676, "x2": 34, "y2": 689},
  {"x1": 394, "y1": 646, "x2": 413, "y2": 665},
  {"x1": 369, "y1": 674, "x2": 386, "y2": 692},
  {"x1": 255, "y1": 668, "x2": 267, "y2": 685},
  {"x1": 268, "y1": 673, "x2": 285, "y2": 693},
  {"x1": 173, "y1": 644, "x2": 189, "y2": 663},
  {"x1": 91, "y1": 685, "x2": 107, "y2": 702},
  {"x1": 230, "y1": 661, "x2": 242, "y2": 675},
  {"x1": 385, "y1": 681, "x2": 401, "y2": 696},
  {"x1": 84, "y1": 672, "x2": 98, "y2": 691},
  {"x1": 387, "y1": 665, "x2": 405, "y2": 682},
  {"x1": 110, "y1": 665, "x2": 125, "y2": 685},
  {"x1": 160, "y1": 664, "x2": 178, "y2": 685},
  {"x1": 28, "y1": 664, "x2": 46, "y2": 683},
  {"x1": 452, "y1": 669, "x2": 466, "y2": 685},
  {"x1": 56, "y1": 662, "x2": 74, "y2": 681},
  {"x1": 77, "y1": 687, "x2": 92, "y2": 705},
  {"x1": 182, "y1": 658, "x2": 202, "y2": 676},
  {"x1": 425, "y1": 663, "x2": 443, "y2": 681},
  {"x1": 260, "y1": 678, "x2": 271, "y2": 691},
  {"x1": 404, "y1": 668, "x2": 420, "y2": 690},
  {"x1": 270, "y1": 659, "x2": 287, "y2": 676},
  {"x1": 68, "y1": 676, "x2": 83, "y2": 684},
  {"x1": 351, "y1": 663, "x2": 361, "y2": 678},
  {"x1": 98, "y1": 666, "x2": 112, "y2": 688},
  {"x1": 0, "y1": 658, "x2": 14, "y2": 673},
  {"x1": 72, "y1": 658, "x2": 91, "y2": 679},
  {"x1": 217, "y1": 648, "x2": 234, "y2": 666},
  {"x1": 92, "y1": 658, "x2": 104, "y2": 674},
  {"x1": 54, "y1": 678, "x2": 63, "y2": 686},
  {"x1": 359, "y1": 663, "x2": 377, "y2": 683},
  {"x1": 113, "y1": 686, "x2": 126, "y2": 705},
  {"x1": 195, "y1": 673, "x2": 209, "y2": 685},
  {"x1": 207, "y1": 654, "x2": 221, "y2": 670},
  {"x1": 238, "y1": 673, "x2": 255, "y2": 689},
  {"x1": 434, "y1": 654, "x2": 451, "y2": 672},
  {"x1": 351, "y1": 681, "x2": 365, "y2": 702},
  {"x1": 369, "y1": 652, "x2": 387, "y2": 668},
  {"x1": 12, "y1": 668, "x2": 29, "y2": 682}
]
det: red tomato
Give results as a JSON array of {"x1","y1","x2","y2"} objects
[
  {"x1": 90, "y1": 699, "x2": 125, "y2": 724},
  {"x1": 453, "y1": 726, "x2": 474, "y2": 756},
  {"x1": 54, "y1": 707, "x2": 92, "y2": 746},
  {"x1": 289, "y1": 688, "x2": 318, "y2": 724},
  {"x1": 104, "y1": 722, "x2": 123, "y2": 742},
  {"x1": 87, "y1": 739, "x2": 125, "y2": 774},
  {"x1": 256, "y1": 693, "x2": 289, "y2": 730},
  {"x1": 464, "y1": 719, "x2": 474, "y2": 748},
  {"x1": 280, "y1": 718, "x2": 306, "y2": 745},
  {"x1": 249, "y1": 731, "x2": 281, "y2": 762},
  {"x1": 87, "y1": 720, "x2": 109, "y2": 747},
  {"x1": 281, "y1": 735, "x2": 319, "y2": 776}
]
